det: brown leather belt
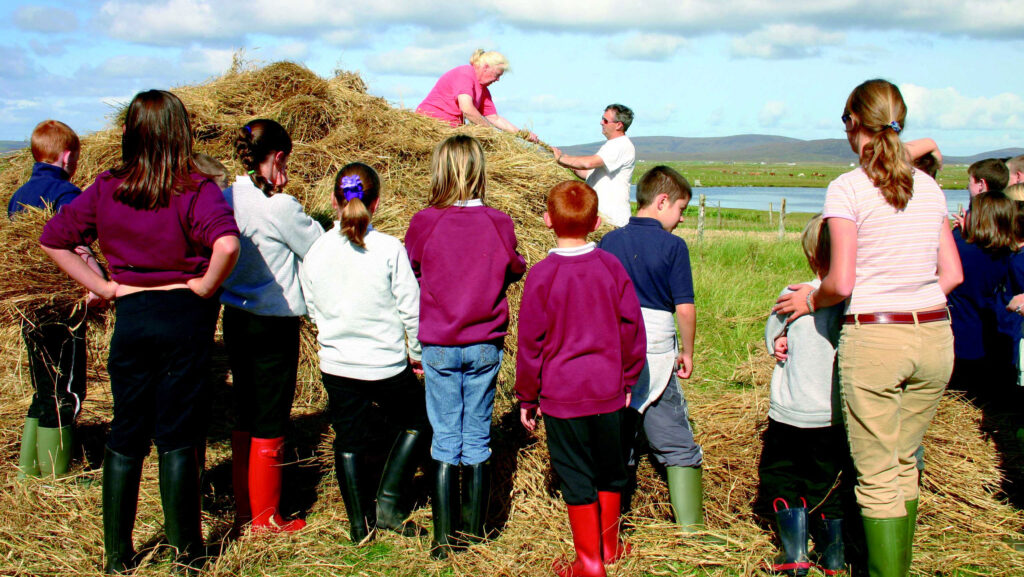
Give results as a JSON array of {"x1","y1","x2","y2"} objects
[{"x1": 843, "y1": 309, "x2": 949, "y2": 325}]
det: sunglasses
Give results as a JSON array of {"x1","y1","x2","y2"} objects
[
  {"x1": 601, "y1": 116, "x2": 618, "y2": 125},
  {"x1": 841, "y1": 112, "x2": 852, "y2": 125}
]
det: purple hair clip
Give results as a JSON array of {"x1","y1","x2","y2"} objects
[
  {"x1": 340, "y1": 175, "x2": 364, "y2": 201},
  {"x1": 888, "y1": 121, "x2": 902, "y2": 134}
]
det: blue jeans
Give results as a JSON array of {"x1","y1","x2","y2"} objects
[{"x1": 422, "y1": 343, "x2": 503, "y2": 465}]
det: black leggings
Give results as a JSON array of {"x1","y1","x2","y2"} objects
[
  {"x1": 223, "y1": 307, "x2": 301, "y2": 439},
  {"x1": 106, "y1": 289, "x2": 219, "y2": 459}
]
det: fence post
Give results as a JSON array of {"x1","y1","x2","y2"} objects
[
  {"x1": 717, "y1": 201, "x2": 722, "y2": 229},
  {"x1": 698, "y1": 194, "x2": 706, "y2": 243},
  {"x1": 778, "y1": 198, "x2": 786, "y2": 240},
  {"x1": 768, "y1": 202, "x2": 773, "y2": 227}
]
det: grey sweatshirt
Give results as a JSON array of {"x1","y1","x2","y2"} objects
[{"x1": 764, "y1": 279, "x2": 844, "y2": 428}]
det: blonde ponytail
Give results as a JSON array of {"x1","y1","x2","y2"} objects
[{"x1": 845, "y1": 79, "x2": 913, "y2": 210}]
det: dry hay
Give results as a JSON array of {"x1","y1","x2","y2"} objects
[{"x1": 1, "y1": 60, "x2": 1023, "y2": 575}]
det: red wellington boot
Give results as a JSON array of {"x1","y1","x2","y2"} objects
[
  {"x1": 553, "y1": 502, "x2": 606, "y2": 577},
  {"x1": 598, "y1": 491, "x2": 630, "y2": 564},
  {"x1": 249, "y1": 437, "x2": 306, "y2": 532},
  {"x1": 231, "y1": 431, "x2": 252, "y2": 536}
]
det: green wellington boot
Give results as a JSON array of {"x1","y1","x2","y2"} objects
[
  {"x1": 667, "y1": 466, "x2": 705, "y2": 531},
  {"x1": 904, "y1": 500, "x2": 918, "y2": 574},
  {"x1": 37, "y1": 425, "x2": 73, "y2": 477},
  {"x1": 862, "y1": 516, "x2": 908, "y2": 577},
  {"x1": 18, "y1": 417, "x2": 40, "y2": 479}
]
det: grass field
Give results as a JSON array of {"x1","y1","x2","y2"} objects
[{"x1": 634, "y1": 161, "x2": 969, "y2": 191}]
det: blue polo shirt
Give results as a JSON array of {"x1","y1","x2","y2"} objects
[
  {"x1": 597, "y1": 216, "x2": 695, "y2": 312},
  {"x1": 7, "y1": 162, "x2": 80, "y2": 218},
  {"x1": 947, "y1": 227, "x2": 1014, "y2": 360}
]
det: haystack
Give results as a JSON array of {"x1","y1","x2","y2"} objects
[{"x1": 1, "y1": 60, "x2": 1023, "y2": 576}]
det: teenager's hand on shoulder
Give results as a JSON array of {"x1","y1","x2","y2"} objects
[
  {"x1": 520, "y1": 406, "x2": 539, "y2": 432},
  {"x1": 676, "y1": 351, "x2": 693, "y2": 379},
  {"x1": 773, "y1": 336, "x2": 788, "y2": 362},
  {"x1": 772, "y1": 284, "x2": 812, "y2": 321},
  {"x1": 410, "y1": 358, "x2": 424, "y2": 375}
]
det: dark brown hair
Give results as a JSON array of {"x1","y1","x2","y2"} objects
[
  {"x1": 111, "y1": 90, "x2": 199, "y2": 210},
  {"x1": 333, "y1": 162, "x2": 381, "y2": 249},
  {"x1": 30, "y1": 120, "x2": 79, "y2": 164},
  {"x1": 236, "y1": 119, "x2": 292, "y2": 197},
  {"x1": 636, "y1": 165, "x2": 691, "y2": 208},
  {"x1": 965, "y1": 191, "x2": 1017, "y2": 252},
  {"x1": 547, "y1": 180, "x2": 598, "y2": 238},
  {"x1": 845, "y1": 79, "x2": 913, "y2": 210},
  {"x1": 968, "y1": 158, "x2": 1009, "y2": 194}
]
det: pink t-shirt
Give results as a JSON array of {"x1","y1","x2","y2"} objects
[
  {"x1": 822, "y1": 167, "x2": 948, "y2": 314},
  {"x1": 416, "y1": 65, "x2": 497, "y2": 126}
]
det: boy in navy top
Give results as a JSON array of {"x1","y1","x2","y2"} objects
[
  {"x1": 597, "y1": 165, "x2": 709, "y2": 532},
  {"x1": 517, "y1": 181, "x2": 646, "y2": 577},
  {"x1": 9, "y1": 120, "x2": 103, "y2": 478}
]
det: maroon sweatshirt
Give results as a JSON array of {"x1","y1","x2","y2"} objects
[
  {"x1": 515, "y1": 245, "x2": 646, "y2": 419},
  {"x1": 40, "y1": 170, "x2": 239, "y2": 287},
  {"x1": 405, "y1": 203, "x2": 527, "y2": 346}
]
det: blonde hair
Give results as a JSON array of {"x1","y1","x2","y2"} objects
[
  {"x1": 801, "y1": 214, "x2": 831, "y2": 277},
  {"x1": 428, "y1": 135, "x2": 486, "y2": 208},
  {"x1": 1005, "y1": 183, "x2": 1024, "y2": 202},
  {"x1": 845, "y1": 79, "x2": 914, "y2": 210},
  {"x1": 333, "y1": 162, "x2": 381, "y2": 249},
  {"x1": 470, "y1": 49, "x2": 509, "y2": 71}
]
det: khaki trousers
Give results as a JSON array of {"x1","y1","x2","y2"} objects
[{"x1": 837, "y1": 317, "x2": 953, "y2": 518}]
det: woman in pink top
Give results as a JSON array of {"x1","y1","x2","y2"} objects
[
  {"x1": 416, "y1": 49, "x2": 538, "y2": 142},
  {"x1": 775, "y1": 79, "x2": 962, "y2": 577}
]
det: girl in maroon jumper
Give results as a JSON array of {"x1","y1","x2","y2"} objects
[
  {"x1": 404, "y1": 135, "x2": 527, "y2": 558},
  {"x1": 40, "y1": 90, "x2": 240, "y2": 573}
]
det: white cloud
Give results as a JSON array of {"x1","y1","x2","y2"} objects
[
  {"x1": 732, "y1": 25, "x2": 845, "y2": 59},
  {"x1": 759, "y1": 100, "x2": 787, "y2": 127},
  {"x1": 100, "y1": 0, "x2": 226, "y2": 45},
  {"x1": 366, "y1": 45, "x2": 472, "y2": 76},
  {"x1": 321, "y1": 29, "x2": 362, "y2": 47},
  {"x1": 607, "y1": 33, "x2": 687, "y2": 61},
  {"x1": 13, "y1": 5, "x2": 78, "y2": 33},
  {"x1": 180, "y1": 47, "x2": 236, "y2": 76},
  {"x1": 901, "y1": 84, "x2": 1024, "y2": 131}
]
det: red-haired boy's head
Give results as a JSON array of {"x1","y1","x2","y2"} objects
[
  {"x1": 30, "y1": 120, "x2": 80, "y2": 172},
  {"x1": 546, "y1": 180, "x2": 599, "y2": 238}
]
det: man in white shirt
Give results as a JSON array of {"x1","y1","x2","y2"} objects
[{"x1": 552, "y1": 104, "x2": 636, "y2": 227}]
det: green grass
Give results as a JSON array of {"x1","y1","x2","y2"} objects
[{"x1": 634, "y1": 161, "x2": 969, "y2": 190}]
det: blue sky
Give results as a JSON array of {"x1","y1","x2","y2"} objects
[{"x1": 3, "y1": 1, "x2": 1024, "y2": 156}]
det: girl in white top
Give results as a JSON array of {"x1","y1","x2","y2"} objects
[
  {"x1": 775, "y1": 79, "x2": 962, "y2": 577},
  {"x1": 221, "y1": 119, "x2": 323, "y2": 534},
  {"x1": 299, "y1": 163, "x2": 428, "y2": 544}
]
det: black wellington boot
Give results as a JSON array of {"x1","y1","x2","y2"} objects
[
  {"x1": 103, "y1": 447, "x2": 143, "y2": 574},
  {"x1": 336, "y1": 452, "x2": 375, "y2": 544},
  {"x1": 810, "y1": 515, "x2": 847, "y2": 575},
  {"x1": 460, "y1": 462, "x2": 490, "y2": 544},
  {"x1": 770, "y1": 498, "x2": 811, "y2": 576},
  {"x1": 376, "y1": 429, "x2": 425, "y2": 534},
  {"x1": 430, "y1": 461, "x2": 461, "y2": 559},
  {"x1": 158, "y1": 446, "x2": 204, "y2": 573}
]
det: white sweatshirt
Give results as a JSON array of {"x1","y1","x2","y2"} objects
[
  {"x1": 299, "y1": 224, "x2": 421, "y2": 381},
  {"x1": 220, "y1": 176, "x2": 324, "y2": 316}
]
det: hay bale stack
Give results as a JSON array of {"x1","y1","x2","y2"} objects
[{"x1": 0, "y1": 59, "x2": 563, "y2": 403}]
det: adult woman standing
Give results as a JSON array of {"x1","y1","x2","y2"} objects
[
  {"x1": 775, "y1": 79, "x2": 962, "y2": 577},
  {"x1": 40, "y1": 89, "x2": 240, "y2": 573},
  {"x1": 416, "y1": 49, "x2": 538, "y2": 142}
]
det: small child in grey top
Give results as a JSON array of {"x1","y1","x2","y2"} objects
[{"x1": 760, "y1": 214, "x2": 852, "y2": 576}]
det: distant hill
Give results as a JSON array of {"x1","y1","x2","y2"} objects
[
  {"x1": 559, "y1": 135, "x2": 1024, "y2": 165},
  {"x1": 0, "y1": 141, "x2": 26, "y2": 155}
]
